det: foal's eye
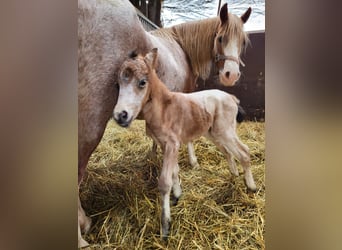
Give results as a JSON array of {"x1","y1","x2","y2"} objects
[
  {"x1": 138, "y1": 79, "x2": 147, "y2": 88},
  {"x1": 218, "y1": 36, "x2": 222, "y2": 43}
]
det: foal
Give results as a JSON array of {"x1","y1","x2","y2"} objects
[{"x1": 113, "y1": 48, "x2": 256, "y2": 239}]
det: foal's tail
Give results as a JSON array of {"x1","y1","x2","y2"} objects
[
  {"x1": 230, "y1": 94, "x2": 246, "y2": 123},
  {"x1": 237, "y1": 105, "x2": 246, "y2": 123}
]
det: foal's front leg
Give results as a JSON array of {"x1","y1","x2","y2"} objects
[
  {"x1": 146, "y1": 125, "x2": 158, "y2": 160},
  {"x1": 158, "y1": 141, "x2": 180, "y2": 239}
]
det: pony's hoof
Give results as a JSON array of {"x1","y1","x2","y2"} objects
[{"x1": 78, "y1": 237, "x2": 90, "y2": 248}]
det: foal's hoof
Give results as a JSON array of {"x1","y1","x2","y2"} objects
[
  {"x1": 244, "y1": 180, "x2": 257, "y2": 193},
  {"x1": 230, "y1": 169, "x2": 239, "y2": 177},
  {"x1": 162, "y1": 234, "x2": 169, "y2": 242},
  {"x1": 191, "y1": 161, "x2": 200, "y2": 169},
  {"x1": 161, "y1": 219, "x2": 170, "y2": 241},
  {"x1": 171, "y1": 195, "x2": 180, "y2": 206}
]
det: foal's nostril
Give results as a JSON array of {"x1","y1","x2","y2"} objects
[
  {"x1": 225, "y1": 71, "x2": 230, "y2": 78},
  {"x1": 237, "y1": 72, "x2": 241, "y2": 78},
  {"x1": 119, "y1": 110, "x2": 128, "y2": 120}
]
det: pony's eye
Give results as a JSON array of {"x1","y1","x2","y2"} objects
[
  {"x1": 218, "y1": 36, "x2": 222, "y2": 43},
  {"x1": 138, "y1": 79, "x2": 147, "y2": 88}
]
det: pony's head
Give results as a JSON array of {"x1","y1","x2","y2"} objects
[
  {"x1": 214, "y1": 3, "x2": 251, "y2": 86},
  {"x1": 113, "y1": 49, "x2": 158, "y2": 127}
]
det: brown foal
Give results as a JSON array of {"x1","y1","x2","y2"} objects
[{"x1": 113, "y1": 48, "x2": 256, "y2": 239}]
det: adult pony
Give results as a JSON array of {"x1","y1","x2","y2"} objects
[{"x1": 78, "y1": 0, "x2": 251, "y2": 246}]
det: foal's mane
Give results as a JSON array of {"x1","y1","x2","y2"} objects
[{"x1": 151, "y1": 14, "x2": 248, "y2": 80}]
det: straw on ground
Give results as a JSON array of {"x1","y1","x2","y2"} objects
[{"x1": 80, "y1": 120, "x2": 265, "y2": 249}]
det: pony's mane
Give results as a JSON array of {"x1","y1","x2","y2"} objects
[
  {"x1": 151, "y1": 14, "x2": 249, "y2": 80},
  {"x1": 171, "y1": 18, "x2": 220, "y2": 79}
]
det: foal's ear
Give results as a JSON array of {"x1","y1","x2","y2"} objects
[
  {"x1": 144, "y1": 48, "x2": 158, "y2": 69},
  {"x1": 219, "y1": 3, "x2": 228, "y2": 26},
  {"x1": 128, "y1": 49, "x2": 138, "y2": 59},
  {"x1": 241, "y1": 7, "x2": 252, "y2": 23}
]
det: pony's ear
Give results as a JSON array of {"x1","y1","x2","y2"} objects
[
  {"x1": 219, "y1": 3, "x2": 228, "y2": 26},
  {"x1": 128, "y1": 49, "x2": 138, "y2": 59},
  {"x1": 144, "y1": 48, "x2": 158, "y2": 69},
  {"x1": 241, "y1": 7, "x2": 252, "y2": 23}
]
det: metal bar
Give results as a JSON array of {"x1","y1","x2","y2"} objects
[{"x1": 136, "y1": 8, "x2": 159, "y2": 31}]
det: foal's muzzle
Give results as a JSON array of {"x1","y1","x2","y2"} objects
[{"x1": 113, "y1": 110, "x2": 132, "y2": 127}]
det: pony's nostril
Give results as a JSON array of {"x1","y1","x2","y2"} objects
[
  {"x1": 120, "y1": 110, "x2": 128, "y2": 120},
  {"x1": 237, "y1": 72, "x2": 241, "y2": 78},
  {"x1": 225, "y1": 71, "x2": 230, "y2": 78}
]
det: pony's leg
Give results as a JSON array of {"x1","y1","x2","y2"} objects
[
  {"x1": 171, "y1": 164, "x2": 182, "y2": 205},
  {"x1": 78, "y1": 195, "x2": 91, "y2": 247},
  {"x1": 187, "y1": 142, "x2": 200, "y2": 169},
  {"x1": 159, "y1": 141, "x2": 179, "y2": 239},
  {"x1": 78, "y1": 218, "x2": 89, "y2": 248},
  {"x1": 78, "y1": 196, "x2": 91, "y2": 233}
]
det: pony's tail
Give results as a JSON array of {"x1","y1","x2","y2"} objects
[{"x1": 230, "y1": 94, "x2": 246, "y2": 123}]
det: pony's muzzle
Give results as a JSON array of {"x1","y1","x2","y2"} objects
[
  {"x1": 113, "y1": 110, "x2": 132, "y2": 127},
  {"x1": 219, "y1": 70, "x2": 240, "y2": 86}
]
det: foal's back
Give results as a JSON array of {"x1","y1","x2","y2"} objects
[
  {"x1": 183, "y1": 89, "x2": 238, "y2": 122},
  {"x1": 167, "y1": 90, "x2": 238, "y2": 142}
]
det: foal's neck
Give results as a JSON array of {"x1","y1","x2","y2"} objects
[{"x1": 141, "y1": 70, "x2": 172, "y2": 121}]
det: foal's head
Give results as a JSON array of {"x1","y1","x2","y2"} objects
[
  {"x1": 214, "y1": 3, "x2": 251, "y2": 86},
  {"x1": 113, "y1": 49, "x2": 158, "y2": 127}
]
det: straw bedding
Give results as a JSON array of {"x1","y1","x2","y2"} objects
[{"x1": 80, "y1": 120, "x2": 265, "y2": 249}]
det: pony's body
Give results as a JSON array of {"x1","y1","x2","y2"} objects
[
  {"x1": 114, "y1": 49, "x2": 256, "y2": 238},
  {"x1": 78, "y1": 0, "x2": 251, "y2": 246}
]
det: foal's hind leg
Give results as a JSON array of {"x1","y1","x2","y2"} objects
[
  {"x1": 205, "y1": 134, "x2": 239, "y2": 177},
  {"x1": 223, "y1": 132, "x2": 256, "y2": 191},
  {"x1": 211, "y1": 131, "x2": 256, "y2": 192},
  {"x1": 187, "y1": 142, "x2": 200, "y2": 169}
]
